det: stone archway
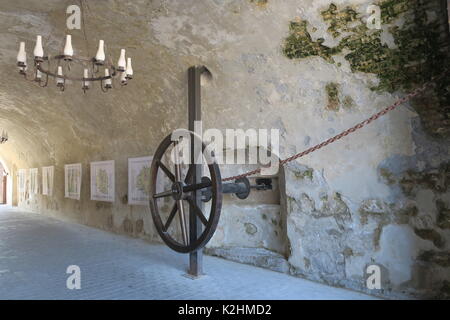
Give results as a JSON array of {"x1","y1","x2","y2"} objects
[{"x1": 0, "y1": 157, "x2": 12, "y2": 206}]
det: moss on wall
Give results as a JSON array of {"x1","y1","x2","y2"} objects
[
  {"x1": 283, "y1": 20, "x2": 338, "y2": 63},
  {"x1": 324, "y1": 82, "x2": 355, "y2": 111},
  {"x1": 250, "y1": 0, "x2": 268, "y2": 8},
  {"x1": 293, "y1": 167, "x2": 313, "y2": 180},
  {"x1": 321, "y1": 3, "x2": 359, "y2": 38},
  {"x1": 326, "y1": 82, "x2": 340, "y2": 111},
  {"x1": 282, "y1": 0, "x2": 450, "y2": 137}
]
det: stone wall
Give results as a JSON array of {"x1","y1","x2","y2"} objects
[{"x1": 0, "y1": 0, "x2": 448, "y2": 299}]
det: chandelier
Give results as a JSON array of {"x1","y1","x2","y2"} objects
[
  {"x1": 0, "y1": 131, "x2": 8, "y2": 144},
  {"x1": 16, "y1": 35, "x2": 133, "y2": 93}
]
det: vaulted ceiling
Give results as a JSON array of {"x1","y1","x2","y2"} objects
[{"x1": 0, "y1": 0, "x2": 294, "y2": 171}]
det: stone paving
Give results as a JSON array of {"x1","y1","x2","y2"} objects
[{"x1": 0, "y1": 206, "x2": 377, "y2": 300}]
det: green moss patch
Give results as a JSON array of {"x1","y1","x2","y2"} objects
[
  {"x1": 326, "y1": 82, "x2": 340, "y2": 111},
  {"x1": 282, "y1": 0, "x2": 450, "y2": 137},
  {"x1": 283, "y1": 20, "x2": 338, "y2": 64},
  {"x1": 293, "y1": 167, "x2": 313, "y2": 180},
  {"x1": 250, "y1": 0, "x2": 268, "y2": 8}
]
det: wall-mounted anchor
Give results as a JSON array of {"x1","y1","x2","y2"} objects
[{"x1": 201, "y1": 177, "x2": 272, "y2": 202}]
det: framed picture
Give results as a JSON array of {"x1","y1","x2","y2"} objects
[
  {"x1": 18, "y1": 169, "x2": 27, "y2": 196},
  {"x1": 128, "y1": 156, "x2": 153, "y2": 205},
  {"x1": 42, "y1": 166, "x2": 54, "y2": 196},
  {"x1": 65, "y1": 163, "x2": 82, "y2": 200},
  {"x1": 90, "y1": 160, "x2": 115, "y2": 202},
  {"x1": 29, "y1": 168, "x2": 39, "y2": 195}
]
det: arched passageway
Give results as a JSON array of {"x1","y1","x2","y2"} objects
[{"x1": 0, "y1": 156, "x2": 13, "y2": 206}]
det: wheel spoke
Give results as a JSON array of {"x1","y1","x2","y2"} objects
[
  {"x1": 163, "y1": 203, "x2": 178, "y2": 232},
  {"x1": 186, "y1": 197, "x2": 208, "y2": 226},
  {"x1": 184, "y1": 166, "x2": 193, "y2": 183},
  {"x1": 153, "y1": 189, "x2": 173, "y2": 199},
  {"x1": 157, "y1": 160, "x2": 175, "y2": 182}
]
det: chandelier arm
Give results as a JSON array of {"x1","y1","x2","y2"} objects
[
  {"x1": 36, "y1": 63, "x2": 116, "y2": 82},
  {"x1": 21, "y1": 67, "x2": 36, "y2": 82},
  {"x1": 100, "y1": 79, "x2": 108, "y2": 93},
  {"x1": 42, "y1": 57, "x2": 50, "y2": 87},
  {"x1": 39, "y1": 71, "x2": 49, "y2": 88},
  {"x1": 93, "y1": 61, "x2": 100, "y2": 74}
]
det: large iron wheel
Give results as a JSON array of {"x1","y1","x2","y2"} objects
[{"x1": 149, "y1": 132, "x2": 222, "y2": 253}]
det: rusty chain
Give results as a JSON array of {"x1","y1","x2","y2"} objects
[{"x1": 222, "y1": 73, "x2": 446, "y2": 182}]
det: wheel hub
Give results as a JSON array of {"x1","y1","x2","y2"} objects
[{"x1": 171, "y1": 181, "x2": 184, "y2": 200}]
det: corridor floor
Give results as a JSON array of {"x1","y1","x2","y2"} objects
[{"x1": 0, "y1": 206, "x2": 377, "y2": 300}]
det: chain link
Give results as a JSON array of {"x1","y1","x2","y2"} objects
[{"x1": 222, "y1": 74, "x2": 445, "y2": 182}]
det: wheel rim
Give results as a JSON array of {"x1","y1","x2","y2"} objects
[{"x1": 149, "y1": 132, "x2": 222, "y2": 253}]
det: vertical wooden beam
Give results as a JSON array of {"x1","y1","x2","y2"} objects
[{"x1": 187, "y1": 66, "x2": 203, "y2": 277}]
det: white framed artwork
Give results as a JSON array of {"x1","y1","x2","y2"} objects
[
  {"x1": 42, "y1": 166, "x2": 54, "y2": 196},
  {"x1": 128, "y1": 156, "x2": 153, "y2": 205},
  {"x1": 29, "y1": 168, "x2": 39, "y2": 195},
  {"x1": 65, "y1": 163, "x2": 82, "y2": 200},
  {"x1": 18, "y1": 169, "x2": 27, "y2": 196},
  {"x1": 90, "y1": 160, "x2": 115, "y2": 202}
]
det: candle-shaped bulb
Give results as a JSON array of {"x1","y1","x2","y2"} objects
[
  {"x1": 104, "y1": 69, "x2": 112, "y2": 87},
  {"x1": 17, "y1": 42, "x2": 27, "y2": 66},
  {"x1": 83, "y1": 68, "x2": 90, "y2": 88},
  {"x1": 95, "y1": 40, "x2": 105, "y2": 63},
  {"x1": 63, "y1": 35, "x2": 74, "y2": 58},
  {"x1": 117, "y1": 49, "x2": 126, "y2": 71},
  {"x1": 56, "y1": 66, "x2": 64, "y2": 85},
  {"x1": 33, "y1": 35, "x2": 44, "y2": 59},
  {"x1": 126, "y1": 57, "x2": 133, "y2": 79}
]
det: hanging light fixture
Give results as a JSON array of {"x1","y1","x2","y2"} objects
[{"x1": 16, "y1": 35, "x2": 133, "y2": 93}]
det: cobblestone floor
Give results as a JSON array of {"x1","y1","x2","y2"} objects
[{"x1": 0, "y1": 206, "x2": 377, "y2": 300}]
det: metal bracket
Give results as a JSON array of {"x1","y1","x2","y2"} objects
[
  {"x1": 252, "y1": 178, "x2": 273, "y2": 191},
  {"x1": 201, "y1": 177, "x2": 273, "y2": 202}
]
